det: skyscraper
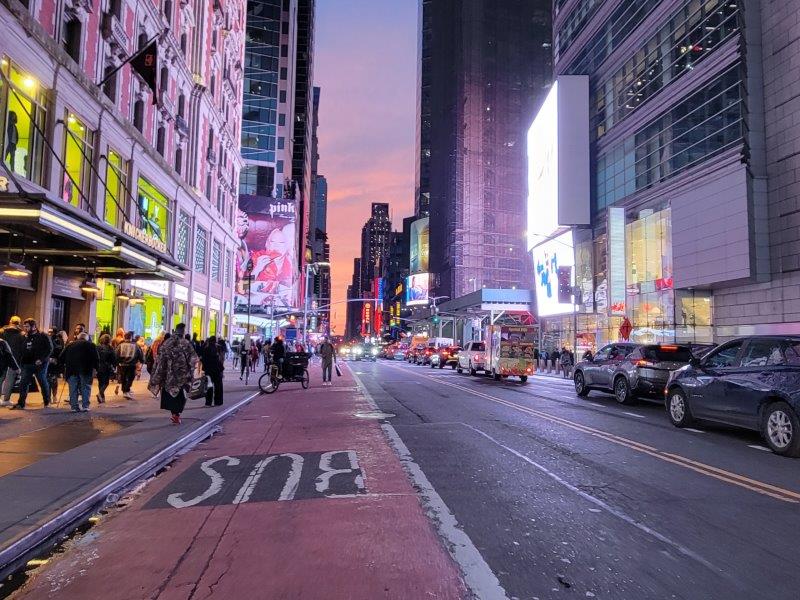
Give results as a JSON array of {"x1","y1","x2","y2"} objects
[{"x1": 421, "y1": 0, "x2": 552, "y2": 299}]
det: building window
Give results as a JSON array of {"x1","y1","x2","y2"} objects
[
  {"x1": 163, "y1": 0, "x2": 172, "y2": 24},
  {"x1": 62, "y1": 16, "x2": 82, "y2": 64},
  {"x1": 102, "y1": 66, "x2": 117, "y2": 101},
  {"x1": 180, "y1": 33, "x2": 187, "y2": 56},
  {"x1": 160, "y1": 67, "x2": 169, "y2": 94},
  {"x1": 174, "y1": 147, "x2": 183, "y2": 174},
  {"x1": 211, "y1": 240, "x2": 221, "y2": 282},
  {"x1": 137, "y1": 177, "x2": 171, "y2": 244},
  {"x1": 177, "y1": 211, "x2": 190, "y2": 264},
  {"x1": 279, "y1": 67, "x2": 287, "y2": 80},
  {"x1": 210, "y1": 74, "x2": 216, "y2": 95},
  {"x1": 104, "y1": 149, "x2": 127, "y2": 227},
  {"x1": 216, "y1": 187, "x2": 223, "y2": 214},
  {"x1": 279, "y1": 89, "x2": 286, "y2": 103},
  {"x1": 277, "y1": 160, "x2": 283, "y2": 174},
  {"x1": 156, "y1": 125, "x2": 165, "y2": 155},
  {"x1": 133, "y1": 99, "x2": 144, "y2": 131},
  {"x1": 277, "y1": 136, "x2": 284, "y2": 149},
  {"x1": 280, "y1": 43, "x2": 288, "y2": 57},
  {"x1": 177, "y1": 93, "x2": 185, "y2": 117},
  {"x1": 224, "y1": 249, "x2": 232, "y2": 287},
  {"x1": 278, "y1": 113, "x2": 285, "y2": 126},
  {"x1": 0, "y1": 59, "x2": 48, "y2": 185},
  {"x1": 195, "y1": 226, "x2": 208, "y2": 273},
  {"x1": 62, "y1": 112, "x2": 94, "y2": 209},
  {"x1": 205, "y1": 172, "x2": 212, "y2": 201}
]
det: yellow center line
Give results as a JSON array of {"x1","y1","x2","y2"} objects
[{"x1": 382, "y1": 363, "x2": 800, "y2": 504}]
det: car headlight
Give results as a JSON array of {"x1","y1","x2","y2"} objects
[
  {"x1": 355, "y1": 347, "x2": 363, "y2": 354},
  {"x1": 371, "y1": 348, "x2": 378, "y2": 355}
]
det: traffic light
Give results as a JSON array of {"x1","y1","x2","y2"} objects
[{"x1": 432, "y1": 315, "x2": 440, "y2": 325}]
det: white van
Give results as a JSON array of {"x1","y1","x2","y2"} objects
[{"x1": 427, "y1": 337, "x2": 454, "y2": 350}]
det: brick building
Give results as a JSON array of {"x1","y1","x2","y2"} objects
[{"x1": 0, "y1": 0, "x2": 245, "y2": 340}]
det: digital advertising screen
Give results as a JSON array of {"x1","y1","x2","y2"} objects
[
  {"x1": 533, "y1": 231, "x2": 576, "y2": 317},
  {"x1": 409, "y1": 217, "x2": 430, "y2": 274},
  {"x1": 235, "y1": 195, "x2": 299, "y2": 310},
  {"x1": 405, "y1": 273, "x2": 430, "y2": 307},
  {"x1": 527, "y1": 82, "x2": 559, "y2": 251}
]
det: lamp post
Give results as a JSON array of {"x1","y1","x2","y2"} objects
[{"x1": 245, "y1": 258, "x2": 253, "y2": 340}]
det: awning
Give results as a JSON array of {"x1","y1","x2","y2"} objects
[{"x1": 0, "y1": 191, "x2": 184, "y2": 281}]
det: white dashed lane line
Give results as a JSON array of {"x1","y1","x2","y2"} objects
[
  {"x1": 623, "y1": 411, "x2": 647, "y2": 419},
  {"x1": 748, "y1": 445, "x2": 772, "y2": 452}
]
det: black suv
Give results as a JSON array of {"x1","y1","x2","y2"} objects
[{"x1": 665, "y1": 336, "x2": 800, "y2": 457}]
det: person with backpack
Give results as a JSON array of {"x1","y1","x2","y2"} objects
[
  {"x1": 115, "y1": 331, "x2": 143, "y2": 399},
  {"x1": 96, "y1": 334, "x2": 117, "y2": 404},
  {"x1": 200, "y1": 335, "x2": 224, "y2": 407}
]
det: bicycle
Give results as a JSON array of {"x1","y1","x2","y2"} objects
[{"x1": 259, "y1": 353, "x2": 310, "y2": 394}]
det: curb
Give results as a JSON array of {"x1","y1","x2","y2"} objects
[{"x1": 0, "y1": 390, "x2": 260, "y2": 580}]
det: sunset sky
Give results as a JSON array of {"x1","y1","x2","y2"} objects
[{"x1": 314, "y1": 0, "x2": 418, "y2": 334}]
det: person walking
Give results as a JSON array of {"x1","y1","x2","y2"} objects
[
  {"x1": 61, "y1": 332, "x2": 98, "y2": 412},
  {"x1": 9, "y1": 318, "x2": 53, "y2": 410},
  {"x1": 262, "y1": 338, "x2": 272, "y2": 371},
  {"x1": 200, "y1": 335, "x2": 224, "y2": 407},
  {"x1": 111, "y1": 327, "x2": 125, "y2": 349},
  {"x1": 239, "y1": 335, "x2": 251, "y2": 380},
  {"x1": 216, "y1": 337, "x2": 227, "y2": 366},
  {"x1": 47, "y1": 328, "x2": 66, "y2": 404},
  {"x1": 559, "y1": 346, "x2": 573, "y2": 379},
  {"x1": 319, "y1": 337, "x2": 336, "y2": 386},
  {"x1": 149, "y1": 323, "x2": 198, "y2": 425},
  {"x1": 96, "y1": 334, "x2": 117, "y2": 403},
  {"x1": 115, "y1": 332, "x2": 143, "y2": 399},
  {"x1": 146, "y1": 332, "x2": 165, "y2": 375},
  {"x1": 135, "y1": 335, "x2": 148, "y2": 380},
  {"x1": 0, "y1": 316, "x2": 24, "y2": 406},
  {"x1": 0, "y1": 337, "x2": 19, "y2": 404},
  {"x1": 71, "y1": 323, "x2": 86, "y2": 342}
]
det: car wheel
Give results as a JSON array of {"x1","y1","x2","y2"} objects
[
  {"x1": 492, "y1": 369, "x2": 501, "y2": 381},
  {"x1": 440, "y1": 362, "x2": 445, "y2": 369},
  {"x1": 762, "y1": 402, "x2": 800, "y2": 457},
  {"x1": 469, "y1": 363, "x2": 477, "y2": 376},
  {"x1": 457, "y1": 366, "x2": 463, "y2": 374},
  {"x1": 614, "y1": 376, "x2": 634, "y2": 405},
  {"x1": 520, "y1": 375, "x2": 528, "y2": 383},
  {"x1": 574, "y1": 371, "x2": 589, "y2": 397},
  {"x1": 667, "y1": 388, "x2": 694, "y2": 428}
]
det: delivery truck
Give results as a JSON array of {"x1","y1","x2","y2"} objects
[{"x1": 484, "y1": 324, "x2": 537, "y2": 383}]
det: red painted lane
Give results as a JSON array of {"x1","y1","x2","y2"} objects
[{"x1": 16, "y1": 365, "x2": 467, "y2": 600}]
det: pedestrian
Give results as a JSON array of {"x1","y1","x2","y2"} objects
[
  {"x1": 96, "y1": 334, "x2": 117, "y2": 403},
  {"x1": 9, "y1": 318, "x2": 53, "y2": 410},
  {"x1": 111, "y1": 327, "x2": 125, "y2": 349},
  {"x1": 0, "y1": 316, "x2": 24, "y2": 406},
  {"x1": 559, "y1": 346, "x2": 572, "y2": 378},
  {"x1": 551, "y1": 348, "x2": 560, "y2": 374},
  {"x1": 271, "y1": 336, "x2": 286, "y2": 379},
  {"x1": 250, "y1": 340, "x2": 259, "y2": 370},
  {"x1": 61, "y1": 332, "x2": 98, "y2": 412},
  {"x1": 262, "y1": 338, "x2": 272, "y2": 371},
  {"x1": 0, "y1": 336, "x2": 19, "y2": 404},
  {"x1": 582, "y1": 348, "x2": 593, "y2": 362},
  {"x1": 191, "y1": 332, "x2": 202, "y2": 354},
  {"x1": 216, "y1": 337, "x2": 227, "y2": 366},
  {"x1": 47, "y1": 328, "x2": 66, "y2": 403},
  {"x1": 115, "y1": 331, "x2": 143, "y2": 399},
  {"x1": 135, "y1": 335, "x2": 148, "y2": 380},
  {"x1": 319, "y1": 336, "x2": 336, "y2": 386},
  {"x1": 239, "y1": 335, "x2": 251, "y2": 380},
  {"x1": 71, "y1": 322, "x2": 86, "y2": 342},
  {"x1": 149, "y1": 323, "x2": 198, "y2": 425},
  {"x1": 200, "y1": 335, "x2": 224, "y2": 406},
  {"x1": 146, "y1": 331, "x2": 165, "y2": 374},
  {"x1": 231, "y1": 339, "x2": 240, "y2": 368}
]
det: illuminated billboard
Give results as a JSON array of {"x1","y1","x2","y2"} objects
[
  {"x1": 235, "y1": 196, "x2": 299, "y2": 310},
  {"x1": 409, "y1": 217, "x2": 430, "y2": 273},
  {"x1": 527, "y1": 76, "x2": 590, "y2": 250},
  {"x1": 533, "y1": 231, "x2": 576, "y2": 317},
  {"x1": 406, "y1": 273, "x2": 430, "y2": 306}
]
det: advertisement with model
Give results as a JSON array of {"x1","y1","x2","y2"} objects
[
  {"x1": 406, "y1": 272, "x2": 430, "y2": 306},
  {"x1": 409, "y1": 217, "x2": 430, "y2": 274},
  {"x1": 533, "y1": 231, "x2": 576, "y2": 317},
  {"x1": 235, "y1": 195, "x2": 299, "y2": 311}
]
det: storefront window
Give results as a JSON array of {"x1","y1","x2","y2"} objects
[
  {"x1": 209, "y1": 309, "x2": 218, "y2": 337},
  {"x1": 128, "y1": 294, "x2": 165, "y2": 342},
  {"x1": 676, "y1": 289, "x2": 713, "y2": 343},
  {"x1": 62, "y1": 112, "x2": 94, "y2": 208},
  {"x1": 136, "y1": 178, "x2": 171, "y2": 245},
  {"x1": 0, "y1": 59, "x2": 47, "y2": 185},
  {"x1": 105, "y1": 150, "x2": 127, "y2": 227},
  {"x1": 191, "y1": 306, "x2": 204, "y2": 339},
  {"x1": 626, "y1": 206, "x2": 675, "y2": 342},
  {"x1": 95, "y1": 281, "x2": 117, "y2": 337},
  {"x1": 222, "y1": 313, "x2": 229, "y2": 339},
  {"x1": 173, "y1": 301, "x2": 187, "y2": 330}
]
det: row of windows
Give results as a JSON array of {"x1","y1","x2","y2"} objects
[
  {"x1": 566, "y1": 0, "x2": 663, "y2": 75},
  {"x1": 595, "y1": 65, "x2": 744, "y2": 211},
  {"x1": 177, "y1": 219, "x2": 227, "y2": 283},
  {"x1": 555, "y1": 0, "x2": 604, "y2": 60},
  {"x1": 593, "y1": 0, "x2": 739, "y2": 139}
]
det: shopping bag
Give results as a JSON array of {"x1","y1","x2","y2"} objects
[
  {"x1": 189, "y1": 374, "x2": 209, "y2": 400},
  {"x1": 335, "y1": 363, "x2": 342, "y2": 377}
]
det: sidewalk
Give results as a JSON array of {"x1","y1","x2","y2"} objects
[
  {"x1": 11, "y1": 363, "x2": 467, "y2": 599},
  {"x1": 0, "y1": 367, "x2": 260, "y2": 579}
]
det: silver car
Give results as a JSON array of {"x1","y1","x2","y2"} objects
[{"x1": 457, "y1": 341, "x2": 487, "y2": 375}]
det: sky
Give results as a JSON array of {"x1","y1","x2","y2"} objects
[{"x1": 314, "y1": 0, "x2": 418, "y2": 335}]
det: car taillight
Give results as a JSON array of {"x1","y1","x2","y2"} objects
[
  {"x1": 526, "y1": 367, "x2": 532, "y2": 373},
  {"x1": 476, "y1": 354, "x2": 484, "y2": 361},
  {"x1": 636, "y1": 360, "x2": 654, "y2": 367}
]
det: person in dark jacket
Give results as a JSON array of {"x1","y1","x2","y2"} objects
[
  {"x1": 48, "y1": 328, "x2": 66, "y2": 404},
  {"x1": 61, "y1": 332, "x2": 98, "y2": 412},
  {"x1": 115, "y1": 331, "x2": 143, "y2": 399},
  {"x1": 271, "y1": 337, "x2": 286, "y2": 378},
  {"x1": 0, "y1": 316, "x2": 24, "y2": 406},
  {"x1": 0, "y1": 337, "x2": 20, "y2": 401},
  {"x1": 10, "y1": 318, "x2": 53, "y2": 410},
  {"x1": 200, "y1": 335, "x2": 224, "y2": 407},
  {"x1": 96, "y1": 334, "x2": 117, "y2": 404}
]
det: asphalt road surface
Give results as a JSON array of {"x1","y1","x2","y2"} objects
[{"x1": 350, "y1": 359, "x2": 800, "y2": 600}]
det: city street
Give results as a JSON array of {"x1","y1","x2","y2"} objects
[{"x1": 352, "y1": 360, "x2": 800, "y2": 600}]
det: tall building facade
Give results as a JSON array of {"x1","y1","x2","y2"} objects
[
  {"x1": 236, "y1": 0, "x2": 315, "y2": 332},
  {"x1": 540, "y1": 0, "x2": 800, "y2": 348},
  {"x1": 422, "y1": 0, "x2": 552, "y2": 299},
  {"x1": 0, "y1": 0, "x2": 245, "y2": 341}
]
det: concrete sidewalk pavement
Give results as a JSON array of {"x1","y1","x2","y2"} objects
[{"x1": 11, "y1": 363, "x2": 468, "y2": 599}]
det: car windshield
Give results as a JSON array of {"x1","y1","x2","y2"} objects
[
  {"x1": 642, "y1": 346, "x2": 693, "y2": 362},
  {"x1": 472, "y1": 343, "x2": 485, "y2": 351}
]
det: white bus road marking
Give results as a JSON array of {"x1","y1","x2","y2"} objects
[{"x1": 167, "y1": 456, "x2": 240, "y2": 509}]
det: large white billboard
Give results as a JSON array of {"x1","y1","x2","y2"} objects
[
  {"x1": 527, "y1": 76, "x2": 590, "y2": 251},
  {"x1": 533, "y1": 231, "x2": 576, "y2": 317},
  {"x1": 406, "y1": 273, "x2": 430, "y2": 306}
]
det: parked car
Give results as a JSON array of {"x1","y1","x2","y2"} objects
[
  {"x1": 572, "y1": 343, "x2": 640, "y2": 402},
  {"x1": 458, "y1": 341, "x2": 487, "y2": 375},
  {"x1": 431, "y1": 346, "x2": 461, "y2": 369},
  {"x1": 362, "y1": 344, "x2": 379, "y2": 361},
  {"x1": 417, "y1": 346, "x2": 436, "y2": 365},
  {"x1": 665, "y1": 336, "x2": 800, "y2": 456},
  {"x1": 393, "y1": 348, "x2": 408, "y2": 361}
]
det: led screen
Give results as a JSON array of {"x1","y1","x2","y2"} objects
[
  {"x1": 533, "y1": 231, "x2": 576, "y2": 317},
  {"x1": 409, "y1": 217, "x2": 430, "y2": 273},
  {"x1": 527, "y1": 82, "x2": 559, "y2": 251},
  {"x1": 406, "y1": 273, "x2": 430, "y2": 307}
]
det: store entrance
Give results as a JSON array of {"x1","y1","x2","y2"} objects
[
  {"x1": 0, "y1": 286, "x2": 20, "y2": 324},
  {"x1": 50, "y1": 297, "x2": 68, "y2": 332}
]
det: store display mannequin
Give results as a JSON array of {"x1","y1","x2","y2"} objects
[{"x1": 4, "y1": 111, "x2": 18, "y2": 170}]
